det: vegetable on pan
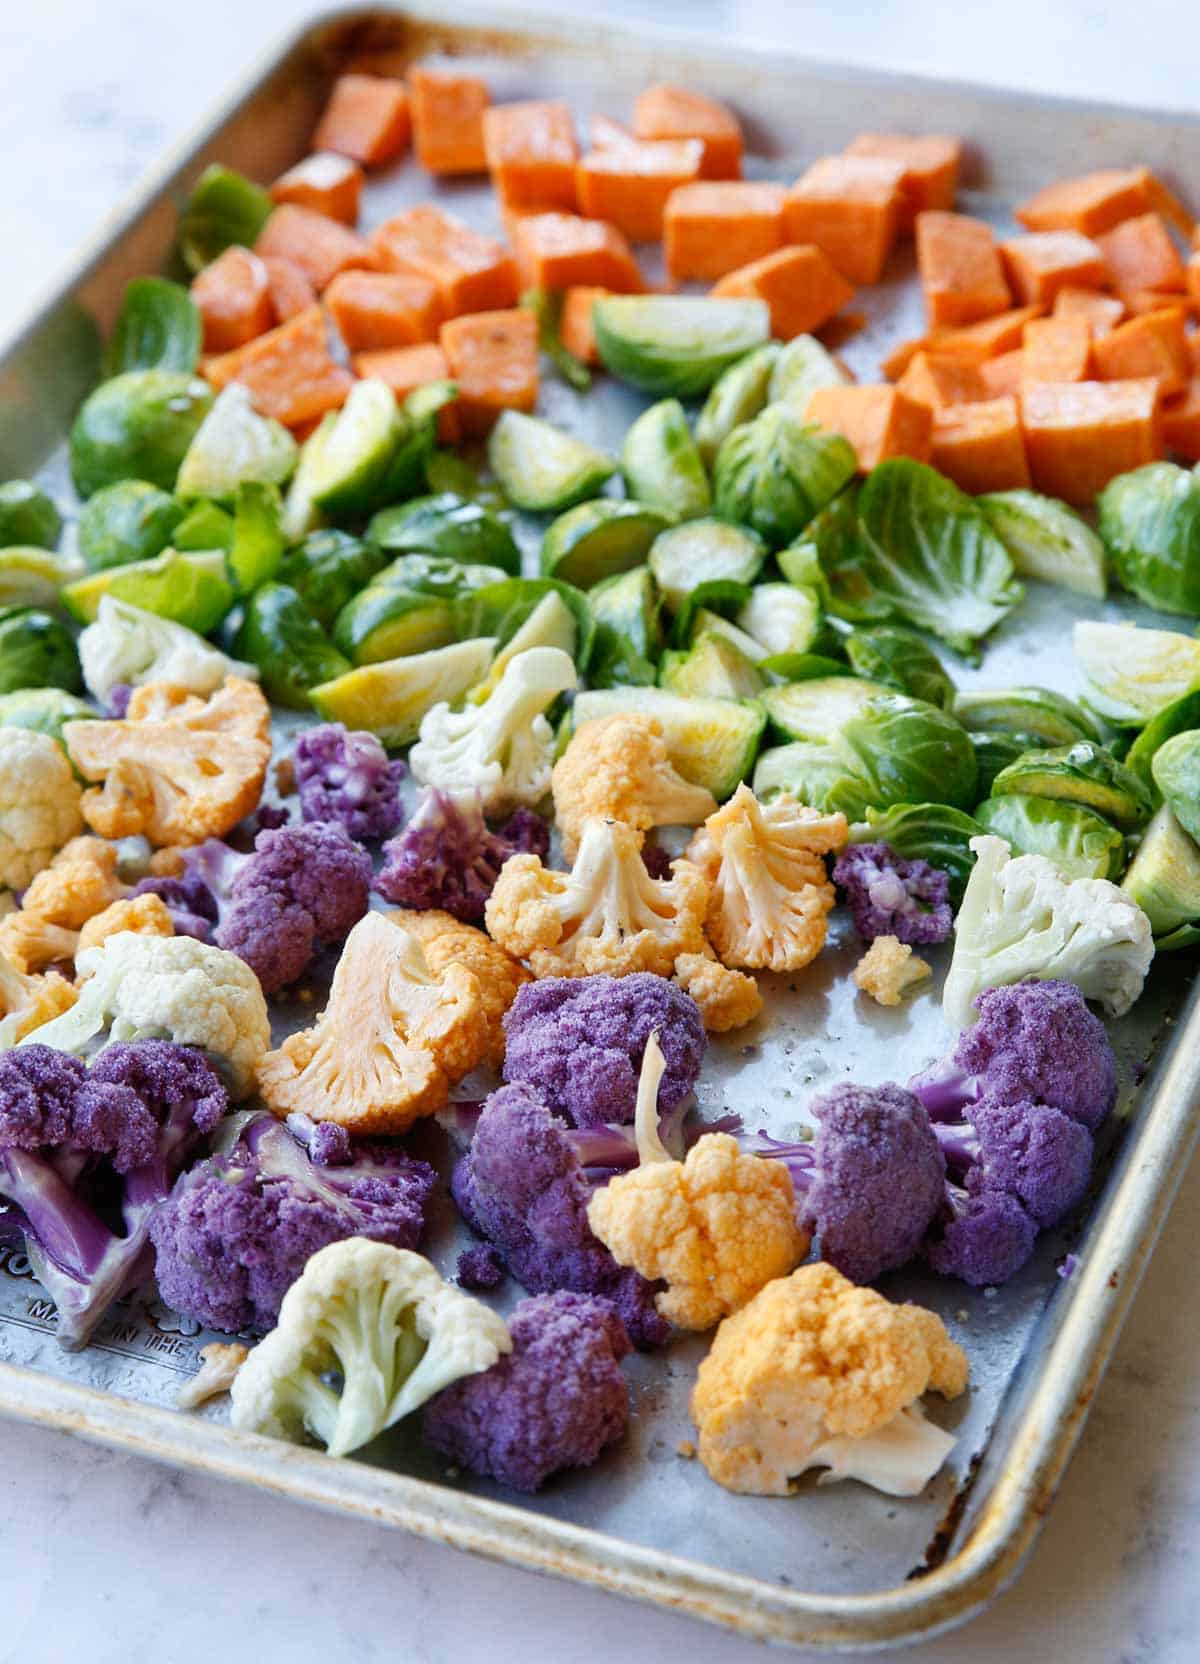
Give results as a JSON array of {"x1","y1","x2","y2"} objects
[
  {"x1": 293, "y1": 722, "x2": 406, "y2": 843},
  {"x1": 177, "y1": 164, "x2": 275, "y2": 275},
  {"x1": 1097, "y1": 461, "x2": 1200, "y2": 616},
  {"x1": 0, "y1": 609, "x2": 81, "y2": 696},
  {"x1": 977, "y1": 488, "x2": 1107, "y2": 599},
  {"x1": 1149, "y1": 729, "x2": 1200, "y2": 843},
  {"x1": 648, "y1": 518, "x2": 764, "y2": 614},
  {"x1": 69, "y1": 369, "x2": 214, "y2": 498},
  {"x1": 587, "y1": 566, "x2": 661, "y2": 688},
  {"x1": 975, "y1": 793, "x2": 1125, "y2": 881},
  {"x1": 278, "y1": 528, "x2": 386, "y2": 629},
  {"x1": 843, "y1": 626, "x2": 954, "y2": 712},
  {"x1": 1121, "y1": 804, "x2": 1200, "y2": 943},
  {"x1": 174, "y1": 384, "x2": 297, "y2": 503},
  {"x1": 104, "y1": 278, "x2": 202, "y2": 378},
  {"x1": 1073, "y1": 619, "x2": 1200, "y2": 726},
  {"x1": 694, "y1": 343, "x2": 780, "y2": 467},
  {"x1": 540, "y1": 498, "x2": 669, "y2": 588},
  {"x1": 236, "y1": 583, "x2": 352, "y2": 708},
  {"x1": 79, "y1": 595, "x2": 256, "y2": 706},
  {"x1": 989, "y1": 739, "x2": 1152, "y2": 831},
  {"x1": 0, "y1": 480, "x2": 62, "y2": 550},
  {"x1": 570, "y1": 685, "x2": 765, "y2": 801},
  {"x1": 62, "y1": 547, "x2": 235, "y2": 633},
  {"x1": 953, "y1": 686, "x2": 1101, "y2": 748},
  {"x1": 592, "y1": 295, "x2": 771, "y2": 397},
  {"x1": 620, "y1": 398, "x2": 711, "y2": 522},
  {"x1": 487, "y1": 409, "x2": 614, "y2": 512},
  {"x1": 375, "y1": 787, "x2": 548, "y2": 924},
  {"x1": 77, "y1": 479, "x2": 184, "y2": 572},
  {"x1": 660, "y1": 633, "x2": 764, "y2": 700},
  {"x1": 310, "y1": 637, "x2": 497, "y2": 749},
  {"x1": 368, "y1": 491, "x2": 521, "y2": 576},
  {"x1": 712, "y1": 406, "x2": 856, "y2": 550},
  {"x1": 847, "y1": 803, "x2": 982, "y2": 902}
]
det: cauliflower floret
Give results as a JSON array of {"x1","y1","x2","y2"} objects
[
  {"x1": 690, "y1": 1263, "x2": 968, "y2": 1496},
  {"x1": 229, "y1": 1239, "x2": 511, "y2": 1457},
  {"x1": 27, "y1": 931, "x2": 271, "y2": 1100},
  {"x1": 176, "y1": 1342, "x2": 250, "y2": 1411},
  {"x1": 672, "y1": 951, "x2": 763, "y2": 1033},
  {"x1": 685, "y1": 786, "x2": 847, "y2": 973},
  {"x1": 76, "y1": 892, "x2": 175, "y2": 959},
  {"x1": 0, "y1": 836, "x2": 126, "y2": 972},
  {"x1": 257, "y1": 911, "x2": 490, "y2": 1135},
  {"x1": 0, "y1": 729, "x2": 83, "y2": 892},
  {"x1": 552, "y1": 714, "x2": 718, "y2": 861},
  {"x1": 854, "y1": 935, "x2": 932, "y2": 1006},
  {"x1": 0, "y1": 913, "x2": 78, "y2": 974},
  {"x1": 0, "y1": 950, "x2": 76, "y2": 1048},
  {"x1": 410, "y1": 647, "x2": 577, "y2": 816},
  {"x1": 385, "y1": 907, "x2": 530, "y2": 1068},
  {"x1": 486, "y1": 817, "x2": 709, "y2": 980},
  {"x1": 64, "y1": 676, "x2": 271, "y2": 847},
  {"x1": 79, "y1": 595, "x2": 257, "y2": 706},
  {"x1": 586, "y1": 1035, "x2": 808, "y2": 1330},
  {"x1": 943, "y1": 834, "x2": 1154, "y2": 1028}
]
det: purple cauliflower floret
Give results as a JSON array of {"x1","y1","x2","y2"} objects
[
  {"x1": 423, "y1": 1290, "x2": 630, "y2": 1492},
  {"x1": 457, "y1": 1243, "x2": 507, "y2": 1291},
  {"x1": 0, "y1": 1042, "x2": 228, "y2": 1349},
  {"x1": 293, "y1": 722, "x2": 406, "y2": 843},
  {"x1": 925, "y1": 1183, "x2": 1037, "y2": 1287},
  {"x1": 501, "y1": 973, "x2": 706, "y2": 1129},
  {"x1": 131, "y1": 872, "x2": 220, "y2": 942},
  {"x1": 450, "y1": 1083, "x2": 669, "y2": 1348},
  {"x1": 149, "y1": 1111, "x2": 436, "y2": 1334},
  {"x1": 213, "y1": 821, "x2": 371, "y2": 993},
  {"x1": 374, "y1": 787, "x2": 549, "y2": 924},
  {"x1": 832, "y1": 842, "x2": 952, "y2": 946}
]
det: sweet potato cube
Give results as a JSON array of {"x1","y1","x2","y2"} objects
[
  {"x1": 1162, "y1": 381, "x2": 1200, "y2": 461},
  {"x1": 783, "y1": 156, "x2": 906, "y2": 285},
  {"x1": 590, "y1": 114, "x2": 637, "y2": 150},
  {"x1": 1092, "y1": 307, "x2": 1191, "y2": 396},
  {"x1": 372, "y1": 205, "x2": 518, "y2": 318},
  {"x1": 880, "y1": 336, "x2": 926, "y2": 382},
  {"x1": 325, "y1": 269, "x2": 442, "y2": 352},
  {"x1": 191, "y1": 247, "x2": 273, "y2": 353},
  {"x1": 664, "y1": 182, "x2": 785, "y2": 282},
  {"x1": 844, "y1": 133, "x2": 962, "y2": 229},
  {"x1": 631, "y1": 85, "x2": 742, "y2": 180},
  {"x1": 1000, "y1": 231, "x2": 1108, "y2": 307},
  {"x1": 352, "y1": 343, "x2": 460, "y2": 442},
  {"x1": 511, "y1": 213, "x2": 644, "y2": 293},
  {"x1": 203, "y1": 306, "x2": 353, "y2": 427},
  {"x1": 896, "y1": 350, "x2": 985, "y2": 408},
  {"x1": 1097, "y1": 213, "x2": 1187, "y2": 300},
  {"x1": 1052, "y1": 286, "x2": 1126, "y2": 336},
  {"x1": 916, "y1": 212, "x2": 1012, "y2": 327},
  {"x1": 711, "y1": 245, "x2": 854, "y2": 340},
  {"x1": 261, "y1": 256, "x2": 316, "y2": 324},
  {"x1": 1017, "y1": 167, "x2": 1192, "y2": 238},
  {"x1": 931, "y1": 397, "x2": 1030, "y2": 493},
  {"x1": 269, "y1": 153, "x2": 363, "y2": 225},
  {"x1": 560, "y1": 287, "x2": 606, "y2": 365},
  {"x1": 805, "y1": 384, "x2": 932, "y2": 472},
  {"x1": 1022, "y1": 317, "x2": 1093, "y2": 383},
  {"x1": 440, "y1": 308, "x2": 539, "y2": 435},
  {"x1": 575, "y1": 139, "x2": 704, "y2": 242},
  {"x1": 255, "y1": 204, "x2": 375, "y2": 294},
  {"x1": 928, "y1": 304, "x2": 1045, "y2": 363},
  {"x1": 409, "y1": 67, "x2": 489, "y2": 175},
  {"x1": 313, "y1": 74, "x2": 411, "y2": 168},
  {"x1": 980, "y1": 349, "x2": 1025, "y2": 399},
  {"x1": 483, "y1": 101, "x2": 579, "y2": 211},
  {"x1": 1020, "y1": 379, "x2": 1161, "y2": 503},
  {"x1": 1190, "y1": 253, "x2": 1200, "y2": 305}
]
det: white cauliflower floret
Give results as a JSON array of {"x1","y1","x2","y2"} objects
[
  {"x1": 410, "y1": 646, "x2": 577, "y2": 815},
  {"x1": 230, "y1": 1239, "x2": 511, "y2": 1457},
  {"x1": 25, "y1": 931, "x2": 270, "y2": 1099},
  {"x1": 79, "y1": 595, "x2": 257, "y2": 706},
  {"x1": 177, "y1": 1342, "x2": 249, "y2": 1410},
  {"x1": 0, "y1": 729, "x2": 83, "y2": 891},
  {"x1": 944, "y1": 834, "x2": 1154, "y2": 1028}
]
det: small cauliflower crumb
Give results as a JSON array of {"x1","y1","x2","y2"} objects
[
  {"x1": 677, "y1": 1439, "x2": 697, "y2": 1460},
  {"x1": 853, "y1": 935, "x2": 932, "y2": 1006},
  {"x1": 176, "y1": 1342, "x2": 250, "y2": 1410},
  {"x1": 673, "y1": 951, "x2": 763, "y2": 1033}
]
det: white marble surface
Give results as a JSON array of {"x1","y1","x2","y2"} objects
[{"x1": 1, "y1": 3, "x2": 1198, "y2": 1660}]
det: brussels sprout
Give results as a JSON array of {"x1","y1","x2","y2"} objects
[
  {"x1": 226, "y1": 481, "x2": 285, "y2": 596},
  {"x1": 234, "y1": 583, "x2": 351, "y2": 709},
  {"x1": 69, "y1": 369, "x2": 214, "y2": 498},
  {"x1": 0, "y1": 548, "x2": 83, "y2": 610},
  {"x1": 1073, "y1": 619, "x2": 1200, "y2": 726},
  {"x1": 670, "y1": 580, "x2": 754, "y2": 649},
  {"x1": 760, "y1": 674, "x2": 890, "y2": 743},
  {"x1": 969, "y1": 730, "x2": 1035, "y2": 797},
  {"x1": 304, "y1": 379, "x2": 404, "y2": 519},
  {"x1": 1149, "y1": 730, "x2": 1200, "y2": 844},
  {"x1": 277, "y1": 529, "x2": 386, "y2": 629},
  {"x1": 688, "y1": 608, "x2": 769, "y2": 664},
  {"x1": 737, "y1": 584, "x2": 824, "y2": 660},
  {"x1": 540, "y1": 499, "x2": 669, "y2": 589},
  {"x1": 334, "y1": 555, "x2": 507, "y2": 664},
  {"x1": 521, "y1": 286, "x2": 591, "y2": 393},
  {"x1": 0, "y1": 687, "x2": 95, "y2": 749},
  {"x1": 694, "y1": 344, "x2": 781, "y2": 468},
  {"x1": 647, "y1": 518, "x2": 765, "y2": 614},
  {"x1": 1121, "y1": 805, "x2": 1200, "y2": 940},
  {"x1": 177, "y1": 164, "x2": 275, "y2": 276},
  {"x1": 456, "y1": 578, "x2": 593, "y2": 672},
  {"x1": 974, "y1": 793, "x2": 1125, "y2": 880},
  {"x1": 844, "y1": 626, "x2": 954, "y2": 711},
  {"x1": 487, "y1": 410, "x2": 614, "y2": 512},
  {"x1": 620, "y1": 399, "x2": 711, "y2": 522},
  {"x1": 104, "y1": 277, "x2": 202, "y2": 378},
  {"x1": 173, "y1": 498, "x2": 235, "y2": 552},
  {"x1": 368, "y1": 493, "x2": 520, "y2": 576},
  {"x1": 61, "y1": 548, "x2": 234, "y2": 633},
  {"x1": 593, "y1": 296, "x2": 771, "y2": 397},
  {"x1": 660, "y1": 633, "x2": 764, "y2": 700},
  {"x1": 310, "y1": 637, "x2": 498, "y2": 749},
  {"x1": 977, "y1": 488, "x2": 1107, "y2": 600},
  {"x1": 990, "y1": 739, "x2": 1151, "y2": 831},
  {"x1": 753, "y1": 739, "x2": 858, "y2": 814},
  {"x1": 467, "y1": 588, "x2": 587, "y2": 702},
  {"x1": 175, "y1": 385, "x2": 297, "y2": 505},
  {"x1": 282, "y1": 412, "x2": 336, "y2": 545},
  {"x1": 760, "y1": 651, "x2": 850, "y2": 683},
  {"x1": 0, "y1": 481, "x2": 61, "y2": 550},
  {"x1": 767, "y1": 334, "x2": 851, "y2": 413},
  {"x1": 572, "y1": 685, "x2": 765, "y2": 799},
  {"x1": 713, "y1": 406, "x2": 856, "y2": 550},
  {"x1": 77, "y1": 479, "x2": 184, "y2": 572},
  {"x1": 0, "y1": 609, "x2": 81, "y2": 695},
  {"x1": 587, "y1": 566, "x2": 662, "y2": 688},
  {"x1": 1098, "y1": 462, "x2": 1200, "y2": 616},
  {"x1": 953, "y1": 686, "x2": 1102, "y2": 746},
  {"x1": 1125, "y1": 689, "x2": 1200, "y2": 797},
  {"x1": 846, "y1": 803, "x2": 983, "y2": 902},
  {"x1": 422, "y1": 448, "x2": 508, "y2": 516}
]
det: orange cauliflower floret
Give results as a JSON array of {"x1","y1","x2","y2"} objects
[
  {"x1": 853, "y1": 935, "x2": 932, "y2": 1007},
  {"x1": 586, "y1": 1034, "x2": 807, "y2": 1330},
  {"x1": 0, "y1": 912, "x2": 80, "y2": 975},
  {"x1": 257, "y1": 911, "x2": 491, "y2": 1135},
  {"x1": 686, "y1": 785, "x2": 847, "y2": 973},
  {"x1": 385, "y1": 907, "x2": 530, "y2": 1068},
  {"x1": 690, "y1": 1263, "x2": 969, "y2": 1497},
  {"x1": 0, "y1": 836, "x2": 126, "y2": 971},
  {"x1": 552, "y1": 715, "x2": 718, "y2": 861},
  {"x1": 0, "y1": 950, "x2": 76, "y2": 1047},
  {"x1": 485, "y1": 817, "x2": 709, "y2": 980},
  {"x1": 672, "y1": 950, "x2": 764, "y2": 1033},
  {"x1": 76, "y1": 892, "x2": 175, "y2": 959},
  {"x1": 64, "y1": 676, "x2": 270, "y2": 847}
]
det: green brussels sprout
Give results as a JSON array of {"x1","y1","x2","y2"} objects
[
  {"x1": 235, "y1": 583, "x2": 352, "y2": 709},
  {"x1": 593, "y1": 295, "x2": 771, "y2": 397},
  {"x1": 846, "y1": 802, "x2": 983, "y2": 902},
  {"x1": 974, "y1": 793, "x2": 1125, "y2": 881},
  {"x1": 521, "y1": 286, "x2": 591, "y2": 392},
  {"x1": 226, "y1": 481, "x2": 285, "y2": 596},
  {"x1": 1150, "y1": 730, "x2": 1200, "y2": 843},
  {"x1": 456, "y1": 578, "x2": 593, "y2": 673},
  {"x1": 1073, "y1": 619, "x2": 1200, "y2": 726},
  {"x1": 670, "y1": 580, "x2": 754, "y2": 650},
  {"x1": 422, "y1": 448, "x2": 508, "y2": 515},
  {"x1": 309, "y1": 637, "x2": 497, "y2": 749},
  {"x1": 334, "y1": 554, "x2": 507, "y2": 664},
  {"x1": 175, "y1": 384, "x2": 297, "y2": 504},
  {"x1": 978, "y1": 488, "x2": 1107, "y2": 600},
  {"x1": 571, "y1": 685, "x2": 765, "y2": 800},
  {"x1": 687, "y1": 608, "x2": 769, "y2": 664},
  {"x1": 77, "y1": 479, "x2": 184, "y2": 572},
  {"x1": 487, "y1": 411, "x2": 614, "y2": 513},
  {"x1": 61, "y1": 548, "x2": 234, "y2": 632},
  {"x1": 648, "y1": 518, "x2": 765, "y2": 615},
  {"x1": 990, "y1": 739, "x2": 1152, "y2": 831},
  {"x1": 1125, "y1": 689, "x2": 1200, "y2": 797},
  {"x1": 659, "y1": 633, "x2": 764, "y2": 700},
  {"x1": 0, "y1": 480, "x2": 61, "y2": 550},
  {"x1": 969, "y1": 730, "x2": 1035, "y2": 797},
  {"x1": 620, "y1": 398, "x2": 711, "y2": 522},
  {"x1": 0, "y1": 687, "x2": 95, "y2": 748},
  {"x1": 844, "y1": 626, "x2": 954, "y2": 711},
  {"x1": 69, "y1": 369, "x2": 214, "y2": 498},
  {"x1": 587, "y1": 566, "x2": 661, "y2": 689},
  {"x1": 953, "y1": 686, "x2": 1101, "y2": 747},
  {"x1": 694, "y1": 344, "x2": 780, "y2": 468},
  {"x1": 0, "y1": 548, "x2": 83, "y2": 610},
  {"x1": 768, "y1": 334, "x2": 851, "y2": 412},
  {"x1": 1121, "y1": 805, "x2": 1200, "y2": 941},
  {"x1": 177, "y1": 164, "x2": 274, "y2": 276},
  {"x1": 713, "y1": 406, "x2": 856, "y2": 549},
  {"x1": 104, "y1": 277, "x2": 202, "y2": 378},
  {"x1": 540, "y1": 499, "x2": 669, "y2": 589},
  {"x1": 1098, "y1": 462, "x2": 1200, "y2": 616},
  {"x1": 0, "y1": 609, "x2": 82, "y2": 695},
  {"x1": 277, "y1": 529, "x2": 387, "y2": 629},
  {"x1": 738, "y1": 584, "x2": 824, "y2": 660},
  {"x1": 173, "y1": 498, "x2": 235, "y2": 552},
  {"x1": 368, "y1": 493, "x2": 520, "y2": 576}
]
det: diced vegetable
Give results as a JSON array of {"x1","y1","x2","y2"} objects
[
  {"x1": 990, "y1": 740, "x2": 1152, "y2": 830},
  {"x1": 978, "y1": 488, "x2": 1108, "y2": 598},
  {"x1": 235, "y1": 583, "x2": 351, "y2": 708},
  {"x1": 974, "y1": 794, "x2": 1125, "y2": 881},
  {"x1": 269, "y1": 151, "x2": 363, "y2": 224},
  {"x1": 409, "y1": 66, "x2": 490, "y2": 176},
  {"x1": 1096, "y1": 213, "x2": 1187, "y2": 301},
  {"x1": 440, "y1": 308, "x2": 539, "y2": 436},
  {"x1": 620, "y1": 398, "x2": 711, "y2": 521},
  {"x1": 203, "y1": 307, "x2": 354, "y2": 430},
  {"x1": 631, "y1": 84, "x2": 742, "y2": 180},
  {"x1": 805, "y1": 385, "x2": 932, "y2": 472},
  {"x1": 1074, "y1": 619, "x2": 1200, "y2": 725},
  {"x1": 190, "y1": 247, "x2": 273, "y2": 355},
  {"x1": 487, "y1": 411, "x2": 615, "y2": 512},
  {"x1": 712, "y1": 246, "x2": 854, "y2": 339},
  {"x1": 915, "y1": 211, "x2": 1011, "y2": 327},
  {"x1": 1020, "y1": 380, "x2": 1161, "y2": 505},
  {"x1": 104, "y1": 278, "x2": 202, "y2": 378},
  {"x1": 845, "y1": 133, "x2": 961, "y2": 226},
  {"x1": 511, "y1": 213, "x2": 644, "y2": 294},
  {"x1": 313, "y1": 73, "x2": 411, "y2": 167},
  {"x1": 0, "y1": 481, "x2": 61, "y2": 550},
  {"x1": 368, "y1": 493, "x2": 520, "y2": 575},
  {"x1": 70, "y1": 370, "x2": 214, "y2": 498},
  {"x1": 61, "y1": 548, "x2": 234, "y2": 632},
  {"x1": 782, "y1": 154, "x2": 905, "y2": 285},
  {"x1": 664, "y1": 182, "x2": 785, "y2": 282},
  {"x1": 540, "y1": 499, "x2": 669, "y2": 588},
  {"x1": 372, "y1": 205, "x2": 518, "y2": 316},
  {"x1": 175, "y1": 384, "x2": 298, "y2": 503},
  {"x1": 592, "y1": 295, "x2": 770, "y2": 397},
  {"x1": 576, "y1": 136, "x2": 704, "y2": 241},
  {"x1": 713, "y1": 406, "x2": 856, "y2": 548},
  {"x1": 694, "y1": 344, "x2": 780, "y2": 467},
  {"x1": 325, "y1": 269, "x2": 443, "y2": 352},
  {"x1": 309, "y1": 637, "x2": 497, "y2": 747},
  {"x1": 999, "y1": 231, "x2": 1107, "y2": 307},
  {"x1": 482, "y1": 99, "x2": 579, "y2": 211},
  {"x1": 571, "y1": 685, "x2": 765, "y2": 798},
  {"x1": 648, "y1": 518, "x2": 765, "y2": 612},
  {"x1": 929, "y1": 397, "x2": 1030, "y2": 495},
  {"x1": 177, "y1": 164, "x2": 274, "y2": 276}
]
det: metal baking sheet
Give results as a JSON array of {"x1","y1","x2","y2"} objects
[{"x1": 1, "y1": 5, "x2": 1199, "y2": 1650}]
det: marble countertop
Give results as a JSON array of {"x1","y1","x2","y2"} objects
[{"x1": 1, "y1": 3, "x2": 1197, "y2": 1660}]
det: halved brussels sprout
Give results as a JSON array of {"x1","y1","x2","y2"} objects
[
  {"x1": 61, "y1": 548, "x2": 234, "y2": 633},
  {"x1": 571, "y1": 685, "x2": 765, "y2": 799},
  {"x1": 177, "y1": 164, "x2": 275, "y2": 276},
  {"x1": 1125, "y1": 689, "x2": 1200, "y2": 796},
  {"x1": 620, "y1": 398, "x2": 711, "y2": 522},
  {"x1": 688, "y1": 608, "x2": 769, "y2": 663},
  {"x1": 77, "y1": 479, "x2": 184, "y2": 572},
  {"x1": 304, "y1": 379, "x2": 403, "y2": 519},
  {"x1": 175, "y1": 384, "x2": 298, "y2": 504},
  {"x1": 468, "y1": 588, "x2": 585, "y2": 702},
  {"x1": 1150, "y1": 730, "x2": 1200, "y2": 843},
  {"x1": 767, "y1": 334, "x2": 851, "y2": 413},
  {"x1": 1098, "y1": 462, "x2": 1200, "y2": 616},
  {"x1": 456, "y1": 578, "x2": 593, "y2": 672},
  {"x1": 969, "y1": 730, "x2": 1034, "y2": 797},
  {"x1": 0, "y1": 480, "x2": 61, "y2": 550},
  {"x1": 694, "y1": 344, "x2": 781, "y2": 469},
  {"x1": 760, "y1": 674, "x2": 890, "y2": 743},
  {"x1": 226, "y1": 482, "x2": 285, "y2": 596},
  {"x1": 334, "y1": 555, "x2": 505, "y2": 665},
  {"x1": 978, "y1": 488, "x2": 1107, "y2": 600},
  {"x1": 593, "y1": 296, "x2": 771, "y2": 397},
  {"x1": 487, "y1": 410, "x2": 614, "y2": 513},
  {"x1": 713, "y1": 406, "x2": 856, "y2": 550},
  {"x1": 1122, "y1": 805, "x2": 1200, "y2": 939},
  {"x1": 990, "y1": 739, "x2": 1151, "y2": 830},
  {"x1": 70, "y1": 369, "x2": 214, "y2": 498},
  {"x1": 648, "y1": 518, "x2": 765, "y2": 614},
  {"x1": 174, "y1": 498, "x2": 235, "y2": 552},
  {"x1": 277, "y1": 529, "x2": 386, "y2": 629},
  {"x1": 540, "y1": 499, "x2": 669, "y2": 589},
  {"x1": 282, "y1": 412, "x2": 336, "y2": 545},
  {"x1": 0, "y1": 548, "x2": 83, "y2": 610},
  {"x1": 0, "y1": 609, "x2": 81, "y2": 696},
  {"x1": 0, "y1": 687, "x2": 96, "y2": 749},
  {"x1": 1073, "y1": 619, "x2": 1200, "y2": 726},
  {"x1": 974, "y1": 793, "x2": 1125, "y2": 880},
  {"x1": 588, "y1": 566, "x2": 661, "y2": 688},
  {"x1": 309, "y1": 637, "x2": 497, "y2": 748},
  {"x1": 659, "y1": 633, "x2": 764, "y2": 700},
  {"x1": 104, "y1": 277, "x2": 202, "y2": 378},
  {"x1": 735, "y1": 583, "x2": 823, "y2": 661},
  {"x1": 841, "y1": 626, "x2": 951, "y2": 711},
  {"x1": 235, "y1": 583, "x2": 351, "y2": 709},
  {"x1": 953, "y1": 686, "x2": 1101, "y2": 746},
  {"x1": 753, "y1": 739, "x2": 857, "y2": 814},
  {"x1": 847, "y1": 802, "x2": 983, "y2": 901},
  {"x1": 369, "y1": 493, "x2": 520, "y2": 576}
]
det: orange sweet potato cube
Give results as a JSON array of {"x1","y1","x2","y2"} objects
[
  {"x1": 560, "y1": 287, "x2": 607, "y2": 364},
  {"x1": 844, "y1": 133, "x2": 961, "y2": 231},
  {"x1": 880, "y1": 336, "x2": 926, "y2": 381},
  {"x1": 1162, "y1": 380, "x2": 1200, "y2": 461},
  {"x1": 483, "y1": 101, "x2": 579, "y2": 211},
  {"x1": 511, "y1": 213, "x2": 644, "y2": 293},
  {"x1": 931, "y1": 396, "x2": 1030, "y2": 493},
  {"x1": 1000, "y1": 231, "x2": 1109, "y2": 306},
  {"x1": 409, "y1": 67, "x2": 489, "y2": 175},
  {"x1": 1052, "y1": 286, "x2": 1127, "y2": 336},
  {"x1": 325, "y1": 269, "x2": 442, "y2": 351},
  {"x1": 1022, "y1": 317, "x2": 1093, "y2": 383},
  {"x1": 896, "y1": 350, "x2": 985, "y2": 408},
  {"x1": 783, "y1": 156, "x2": 906, "y2": 285},
  {"x1": 1017, "y1": 167, "x2": 1193, "y2": 238},
  {"x1": 352, "y1": 343, "x2": 461, "y2": 442},
  {"x1": 805, "y1": 384, "x2": 932, "y2": 471},
  {"x1": 261, "y1": 256, "x2": 316, "y2": 324},
  {"x1": 575, "y1": 139, "x2": 704, "y2": 242},
  {"x1": 372, "y1": 205, "x2": 518, "y2": 318},
  {"x1": 1097, "y1": 213, "x2": 1187, "y2": 300},
  {"x1": 980, "y1": 349, "x2": 1025, "y2": 398},
  {"x1": 440, "y1": 308, "x2": 539, "y2": 435},
  {"x1": 663, "y1": 182, "x2": 785, "y2": 282},
  {"x1": 255, "y1": 204, "x2": 376, "y2": 293},
  {"x1": 203, "y1": 306, "x2": 353, "y2": 427},
  {"x1": 916, "y1": 211, "x2": 1012, "y2": 327},
  {"x1": 1020, "y1": 379, "x2": 1161, "y2": 503},
  {"x1": 191, "y1": 247, "x2": 273, "y2": 353},
  {"x1": 1092, "y1": 307, "x2": 1191, "y2": 395},
  {"x1": 313, "y1": 74, "x2": 411, "y2": 168},
  {"x1": 711, "y1": 245, "x2": 854, "y2": 339},
  {"x1": 631, "y1": 85, "x2": 742, "y2": 180},
  {"x1": 928, "y1": 304, "x2": 1045, "y2": 362},
  {"x1": 270, "y1": 153, "x2": 363, "y2": 226}
]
